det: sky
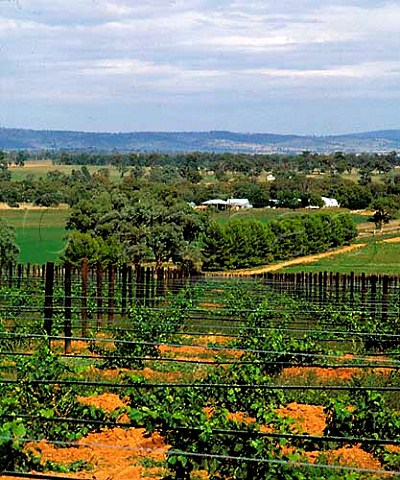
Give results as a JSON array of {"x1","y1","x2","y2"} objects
[{"x1": 1, "y1": 0, "x2": 400, "y2": 135}]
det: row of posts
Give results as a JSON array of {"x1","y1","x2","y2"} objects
[
  {"x1": 37, "y1": 263, "x2": 400, "y2": 354},
  {"x1": 259, "y1": 271, "x2": 392, "y2": 323},
  {"x1": 41, "y1": 260, "x2": 190, "y2": 353}
]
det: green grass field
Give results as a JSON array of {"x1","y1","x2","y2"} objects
[
  {"x1": 0, "y1": 208, "x2": 68, "y2": 264},
  {"x1": 281, "y1": 237, "x2": 400, "y2": 275},
  {"x1": 10, "y1": 162, "x2": 122, "y2": 182}
]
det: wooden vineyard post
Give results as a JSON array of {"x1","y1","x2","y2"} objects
[
  {"x1": 318, "y1": 272, "x2": 323, "y2": 306},
  {"x1": 311, "y1": 273, "x2": 317, "y2": 303},
  {"x1": 350, "y1": 271, "x2": 355, "y2": 308},
  {"x1": 323, "y1": 271, "x2": 328, "y2": 303},
  {"x1": 145, "y1": 267, "x2": 151, "y2": 306},
  {"x1": 128, "y1": 265, "x2": 133, "y2": 308},
  {"x1": 361, "y1": 273, "x2": 367, "y2": 321},
  {"x1": 108, "y1": 264, "x2": 115, "y2": 325},
  {"x1": 8, "y1": 263, "x2": 13, "y2": 288},
  {"x1": 64, "y1": 263, "x2": 72, "y2": 354},
  {"x1": 278, "y1": 273, "x2": 283, "y2": 295},
  {"x1": 156, "y1": 267, "x2": 165, "y2": 306},
  {"x1": 17, "y1": 263, "x2": 23, "y2": 288},
  {"x1": 121, "y1": 263, "x2": 127, "y2": 315},
  {"x1": 81, "y1": 258, "x2": 89, "y2": 337},
  {"x1": 335, "y1": 272, "x2": 340, "y2": 303},
  {"x1": 152, "y1": 267, "x2": 157, "y2": 304},
  {"x1": 43, "y1": 262, "x2": 54, "y2": 337},
  {"x1": 296, "y1": 273, "x2": 302, "y2": 298},
  {"x1": 370, "y1": 274, "x2": 377, "y2": 319},
  {"x1": 136, "y1": 265, "x2": 144, "y2": 304},
  {"x1": 304, "y1": 273, "x2": 309, "y2": 300},
  {"x1": 328, "y1": 272, "x2": 333, "y2": 299},
  {"x1": 26, "y1": 263, "x2": 30, "y2": 286},
  {"x1": 96, "y1": 262, "x2": 103, "y2": 327},
  {"x1": 382, "y1": 275, "x2": 389, "y2": 325},
  {"x1": 342, "y1": 274, "x2": 347, "y2": 303}
]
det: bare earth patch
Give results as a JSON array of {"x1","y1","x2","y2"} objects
[
  {"x1": 23, "y1": 427, "x2": 168, "y2": 480},
  {"x1": 280, "y1": 365, "x2": 393, "y2": 384},
  {"x1": 380, "y1": 236, "x2": 400, "y2": 243},
  {"x1": 77, "y1": 393, "x2": 128, "y2": 413},
  {"x1": 276, "y1": 402, "x2": 326, "y2": 436},
  {"x1": 325, "y1": 444, "x2": 382, "y2": 470},
  {"x1": 158, "y1": 343, "x2": 242, "y2": 361},
  {"x1": 0, "y1": 202, "x2": 68, "y2": 210},
  {"x1": 208, "y1": 243, "x2": 367, "y2": 276}
]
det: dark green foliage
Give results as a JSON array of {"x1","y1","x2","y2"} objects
[
  {"x1": 0, "y1": 344, "x2": 118, "y2": 472},
  {"x1": 5, "y1": 344, "x2": 109, "y2": 440},
  {"x1": 324, "y1": 385, "x2": 400, "y2": 471},
  {"x1": 202, "y1": 212, "x2": 357, "y2": 270},
  {"x1": 201, "y1": 362, "x2": 284, "y2": 416},
  {"x1": 0, "y1": 419, "x2": 27, "y2": 470},
  {"x1": 65, "y1": 191, "x2": 207, "y2": 267},
  {"x1": 91, "y1": 289, "x2": 193, "y2": 368},
  {"x1": 0, "y1": 219, "x2": 19, "y2": 268},
  {"x1": 369, "y1": 196, "x2": 400, "y2": 232}
]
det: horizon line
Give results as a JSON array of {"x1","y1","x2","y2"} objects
[{"x1": 1, "y1": 125, "x2": 400, "y2": 138}]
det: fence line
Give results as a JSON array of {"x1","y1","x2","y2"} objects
[{"x1": 1, "y1": 261, "x2": 400, "y2": 353}]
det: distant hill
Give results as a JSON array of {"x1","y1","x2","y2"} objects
[{"x1": 1, "y1": 127, "x2": 400, "y2": 153}]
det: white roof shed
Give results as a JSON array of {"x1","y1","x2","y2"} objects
[
  {"x1": 202, "y1": 199, "x2": 227, "y2": 206},
  {"x1": 321, "y1": 197, "x2": 340, "y2": 208},
  {"x1": 226, "y1": 198, "x2": 253, "y2": 208}
]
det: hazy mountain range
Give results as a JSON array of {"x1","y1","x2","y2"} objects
[{"x1": 1, "y1": 128, "x2": 400, "y2": 154}]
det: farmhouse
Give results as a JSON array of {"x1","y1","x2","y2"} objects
[
  {"x1": 200, "y1": 198, "x2": 253, "y2": 210},
  {"x1": 226, "y1": 198, "x2": 253, "y2": 210},
  {"x1": 201, "y1": 199, "x2": 228, "y2": 210},
  {"x1": 321, "y1": 197, "x2": 340, "y2": 208}
]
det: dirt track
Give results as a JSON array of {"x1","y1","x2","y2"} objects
[
  {"x1": 0, "y1": 202, "x2": 68, "y2": 210},
  {"x1": 208, "y1": 243, "x2": 367, "y2": 277}
]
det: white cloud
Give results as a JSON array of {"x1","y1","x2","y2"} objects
[
  {"x1": 2, "y1": 0, "x2": 400, "y2": 132},
  {"x1": 245, "y1": 61, "x2": 400, "y2": 80},
  {"x1": 78, "y1": 59, "x2": 177, "y2": 76}
]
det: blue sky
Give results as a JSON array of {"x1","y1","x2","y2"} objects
[{"x1": 1, "y1": 0, "x2": 400, "y2": 134}]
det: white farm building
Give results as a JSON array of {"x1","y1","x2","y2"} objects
[
  {"x1": 321, "y1": 197, "x2": 340, "y2": 208},
  {"x1": 200, "y1": 198, "x2": 253, "y2": 210}
]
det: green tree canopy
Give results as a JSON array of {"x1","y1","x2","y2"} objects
[
  {"x1": 0, "y1": 220, "x2": 19, "y2": 269},
  {"x1": 370, "y1": 196, "x2": 400, "y2": 233}
]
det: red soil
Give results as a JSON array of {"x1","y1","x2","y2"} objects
[
  {"x1": 158, "y1": 343, "x2": 242, "y2": 362},
  {"x1": 77, "y1": 393, "x2": 128, "y2": 413},
  {"x1": 281, "y1": 365, "x2": 392, "y2": 383},
  {"x1": 281, "y1": 366, "x2": 359, "y2": 382},
  {"x1": 1, "y1": 396, "x2": 388, "y2": 479},
  {"x1": 23, "y1": 427, "x2": 167, "y2": 480},
  {"x1": 323, "y1": 444, "x2": 382, "y2": 470},
  {"x1": 3, "y1": 394, "x2": 168, "y2": 480},
  {"x1": 276, "y1": 402, "x2": 326, "y2": 435}
]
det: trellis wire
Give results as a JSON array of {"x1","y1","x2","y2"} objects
[{"x1": 0, "y1": 435, "x2": 398, "y2": 477}]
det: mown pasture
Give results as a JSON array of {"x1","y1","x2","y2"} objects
[
  {"x1": 281, "y1": 236, "x2": 400, "y2": 275},
  {"x1": 0, "y1": 207, "x2": 68, "y2": 264},
  {"x1": 9, "y1": 161, "x2": 123, "y2": 182}
]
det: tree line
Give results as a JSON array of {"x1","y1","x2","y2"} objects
[
  {"x1": 202, "y1": 212, "x2": 357, "y2": 270},
  {"x1": 0, "y1": 148, "x2": 395, "y2": 271},
  {"x1": 60, "y1": 188, "x2": 357, "y2": 272},
  {"x1": 1, "y1": 149, "x2": 400, "y2": 212}
]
